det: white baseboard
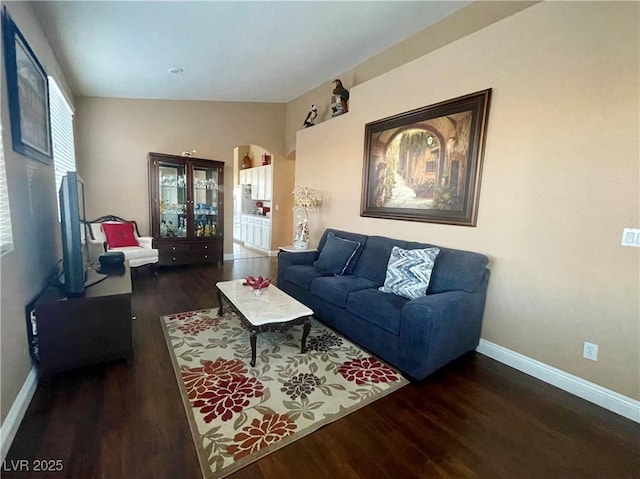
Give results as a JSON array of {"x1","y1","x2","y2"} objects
[
  {"x1": 476, "y1": 339, "x2": 640, "y2": 423},
  {"x1": 223, "y1": 253, "x2": 235, "y2": 261},
  {"x1": 0, "y1": 366, "x2": 38, "y2": 462}
]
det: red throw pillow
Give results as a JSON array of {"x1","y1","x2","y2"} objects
[{"x1": 102, "y1": 222, "x2": 138, "y2": 248}]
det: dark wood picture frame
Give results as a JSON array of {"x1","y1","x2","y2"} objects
[
  {"x1": 2, "y1": 6, "x2": 53, "y2": 164},
  {"x1": 360, "y1": 89, "x2": 491, "y2": 226}
]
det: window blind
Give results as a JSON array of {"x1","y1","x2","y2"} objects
[
  {"x1": 48, "y1": 77, "x2": 76, "y2": 219},
  {"x1": 0, "y1": 122, "x2": 14, "y2": 256}
]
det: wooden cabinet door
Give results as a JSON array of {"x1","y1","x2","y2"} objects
[
  {"x1": 265, "y1": 165, "x2": 273, "y2": 201},
  {"x1": 250, "y1": 169, "x2": 258, "y2": 199},
  {"x1": 246, "y1": 217, "x2": 255, "y2": 245},
  {"x1": 260, "y1": 221, "x2": 271, "y2": 250},
  {"x1": 240, "y1": 215, "x2": 248, "y2": 243},
  {"x1": 149, "y1": 152, "x2": 224, "y2": 267},
  {"x1": 257, "y1": 166, "x2": 266, "y2": 199}
]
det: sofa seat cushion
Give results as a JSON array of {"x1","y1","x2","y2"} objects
[
  {"x1": 346, "y1": 289, "x2": 409, "y2": 336},
  {"x1": 108, "y1": 246, "x2": 159, "y2": 267},
  {"x1": 310, "y1": 276, "x2": 378, "y2": 308},
  {"x1": 284, "y1": 265, "x2": 331, "y2": 291}
]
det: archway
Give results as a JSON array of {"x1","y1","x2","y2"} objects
[{"x1": 232, "y1": 145, "x2": 272, "y2": 260}]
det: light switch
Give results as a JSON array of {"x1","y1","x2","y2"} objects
[{"x1": 621, "y1": 228, "x2": 640, "y2": 247}]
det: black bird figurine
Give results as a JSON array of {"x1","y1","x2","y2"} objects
[
  {"x1": 303, "y1": 104, "x2": 318, "y2": 128},
  {"x1": 331, "y1": 79, "x2": 349, "y2": 116}
]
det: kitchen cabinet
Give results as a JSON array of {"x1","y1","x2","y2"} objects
[
  {"x1": 240, "y1": 215, "x2": 248, "y2": 243},
  {"x1": 256, "y1": 168, "x2": 265, "y2": 200},
  {"x1": 254, "y1": 167, "x2": 273, "y2": 201},
  {"x1": 240, "y1": 214, "x2": 271, "y2": 252},
  {"x1": 250, "y1": 169, "x2": 259, "y2": 199},
  {"x1": 149, "y1": 152, "x2": 224, "y2": 266},
  {"x1": 264, "y1": 165, "x2": 273, "y2": 201},
  {"x1": 259, "y1": 218, "x2": 271, "y2": 250},
  {"x1": 246, "y1": 215, "x2": 256, "y2": 246},
  {"x1": 239, "y1": 169, "x2": 250, "y2": 185},
  {"x1": 243, "y1": 165, "x2": 272, "y2": 201}
]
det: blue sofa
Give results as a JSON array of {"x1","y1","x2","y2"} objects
[{"x1": 277, "y1": 228, "x2": 490, "y2": 381}]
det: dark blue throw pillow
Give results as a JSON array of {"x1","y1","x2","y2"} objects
[{"x1": 313, "y1": 232, "x2": 361, "y2": 276}]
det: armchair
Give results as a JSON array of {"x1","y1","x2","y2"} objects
[{"x1": 86, "y1": 215, "x2": 159, "y2": 274}]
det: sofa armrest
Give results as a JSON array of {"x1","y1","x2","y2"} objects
[
  {"x1": 400, "y1": 290, "x2": 481, "y2": 378},
  {"x1": 277, "y1": 250, "x2": 318, "y2": 287},
  {"x1": 88, "y1": 237, "x2": 107, "y2": 251},
  {"x1": 87, "y1": 238, "x2": 106, "y2": 264},
  {"x1": 137, "y1": 236, "x2": 154, "y2": 249}
]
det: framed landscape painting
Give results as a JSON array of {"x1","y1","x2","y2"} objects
[
  {"x1": 2, "y1": 6, "x2": 52, "y2": 164},
  {"x1": 360, "y1": 89, "x2": 491, "y2": 226}
]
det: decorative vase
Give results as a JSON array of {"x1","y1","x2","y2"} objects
[
  {"x1": 262, "y1": 154, "x2": 271, "y2": 166},
  {"x1": 242, "y1": 154, "x2": 252, "y2": 169}
]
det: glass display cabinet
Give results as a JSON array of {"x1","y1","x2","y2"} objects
[{"x1": 148, "y1": 152, "x2": 224, "y2": 266}]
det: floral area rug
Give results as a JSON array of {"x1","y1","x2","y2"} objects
[{"x1": 160, "y1": 308, "x2": 409, "y2": 479}]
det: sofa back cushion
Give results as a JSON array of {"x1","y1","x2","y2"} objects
[
  {"x1": 102, "y1": 222, "x2": 139, "y2": 248},
  {"x1": 405, "y1": 241, "x2": 489, "y2": 293},
  {"x1": 313, "y1": 232, "x2": 362, "y2": 275},
  {"x1": 317, "y1": 229, "x2": 368, "y2": 275},
  {"x1": 352, "y1": 236, "x2": 408, "y2": 285},
  {"x1": 314, "y1": 229, "x2": 489, "y2": 294},
  {"x1": 378, "y1": 246, "x2": 440, "y2": 299}
]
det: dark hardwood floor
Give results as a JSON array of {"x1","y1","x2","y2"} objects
[{"x1": 5, "y1": 258, "x2": 640, "y2": 479}]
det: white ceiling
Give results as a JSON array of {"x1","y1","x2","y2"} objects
[{"x1": 31, "y1": 1, "x2": 469, "y2": 103}]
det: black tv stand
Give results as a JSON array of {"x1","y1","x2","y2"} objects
[{"x1": 33, "y1": 264, "x2": 133, "y2": 377}]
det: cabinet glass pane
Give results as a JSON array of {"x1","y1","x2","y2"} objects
[
  {"x1": 158, "y1": 163, "x2": 187, "y2": 238},
  {"x1": 193, "y1": 166, "x2": 218, "y2": 237}
]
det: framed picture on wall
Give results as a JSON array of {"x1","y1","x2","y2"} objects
[
  {"x1": 2, "y1": 6, "x2": 53, "y2": 164},
  {"x1": 360, "y1": 89, "x2": 491, "y2": 227}
]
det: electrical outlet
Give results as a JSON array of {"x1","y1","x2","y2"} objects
[{"x1": 583, "y1": 342, "x2": 599, "y2": 361}]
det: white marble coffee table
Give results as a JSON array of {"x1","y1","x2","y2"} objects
[{"x1": 215, "y1": 279, "x2": 314, "y2": 366}]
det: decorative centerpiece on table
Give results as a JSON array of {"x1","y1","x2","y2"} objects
[
  {"x1": 292, "y1": 186, "x2": 321, "y2": 250},
  {"x1": 244, "y1": 276, "x2": 271, "y2": 296}
]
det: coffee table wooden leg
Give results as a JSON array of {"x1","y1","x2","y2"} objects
[
  {"x1": 216, "y1": 288, "x2": 223, "y2": 316},
  {"x1": 301, "y1": 318, "x2": 311, "y2": 353},
  {"x1": 250, "y1": 328, "x2": 258, "y2": 367}
]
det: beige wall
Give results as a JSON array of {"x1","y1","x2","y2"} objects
[
  {"x1": 75, "y1": 98, "x2": 286, "y2": 255},
  {"x1": 293, "y1": 2, "x2": 640, "y2": 399},
  {"x1": 284, "y1": 1, "x2": 538, "y2": 156},
  {"x1": 0, "y1": 2, "x2": 74, "y2": 423},
  {"x1": 270, "y1": 157, "x2": 294, "y2": 249}
]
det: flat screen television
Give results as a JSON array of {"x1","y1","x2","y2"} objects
[{"x1": 59, "y1": 171, "x2": 89, "y2": 297}]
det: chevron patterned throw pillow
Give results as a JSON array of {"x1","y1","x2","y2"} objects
[{"x1": 378, "y1": 246, "x2": 440, "y2": 300}]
